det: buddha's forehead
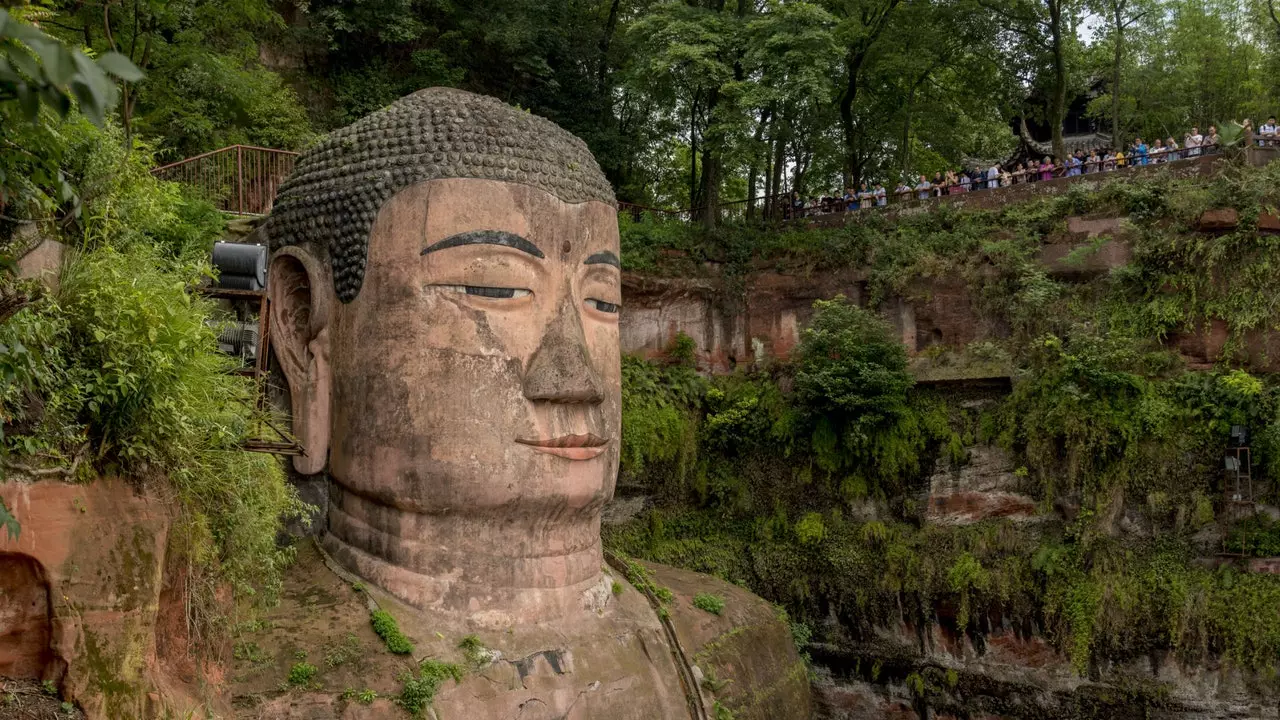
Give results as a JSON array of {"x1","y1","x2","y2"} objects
[
  {"x1": 375, "y1": 177, "x2": 619, "y2": 246},
  {"x1": 265, "y1": 87, "x2": 616, "y2": 303}
]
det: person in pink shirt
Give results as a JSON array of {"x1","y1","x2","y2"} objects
[{"x1": 1039, "y1": 156, "x2": 1053, "y2": 181}]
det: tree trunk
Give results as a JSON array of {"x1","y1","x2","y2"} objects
[
  {"x1": 597, "y1": 0, "x2": 622, "y2": 97},
  {"x1": 699, "y1": 149, "x2": 720, "y2": 229},
  {"x1": 769, "y1": 115, "x2": 787, "y2": 219},
  {"x1": 839, "y1": 52, "x2": 858, "y2": 186},
  {"x1": 1111, "y1": 3, "x2": 1123, "y2": 147},
  {"x1": 689, "y1": 98, "x2": 699, "y2": 211},
  {"x1": 1049, "y1": 0, "x2": 1067, "y2": 160},
  {"x1": 746, "y1": 108, "x2": 770, "y2": 221}
]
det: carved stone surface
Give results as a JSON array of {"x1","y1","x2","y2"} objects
[
  {"x1": 0, "y1": 479, "x2": 204, "y2": 719},
  {"x1": 258, "y1": 88, "x2": 808, "y2": 719},
  {"x1": 265, "y1": 87, "x2": 615, "y2": 302}
]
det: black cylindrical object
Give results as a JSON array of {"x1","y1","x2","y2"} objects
[
  {"x1": 213, "y1": 242, "x2": 267, "y2": 288},
  {"x1": 217, "y1": 274, "x2": 263, "y2": 291}
]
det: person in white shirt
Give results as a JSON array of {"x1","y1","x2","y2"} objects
[
  {"x1": 874, "y1": 183, "x2": 887, "y2": 206},
  {"x1": 986, "y1": 164, "x2": 1000, "y2": 189},
  {"x1": 1260, "y1": 118, "x2": 1276, "y2": 147},
  {"x1": 1186, "y1": 127, "x2": 1203, "y2": 157}
]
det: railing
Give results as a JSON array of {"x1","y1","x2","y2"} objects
[
  {"x1": 152, "y1": 145, "x2": 300, "y2": 216},
  {"x1": 622, "y1": 143, "x2": 1224, "y2": 225},
  {"x1": 151, "y1": 137, "x2": 1244, "y2": 223},
  {"x1": 790, "y1": 143, "x2": 1225, "y2": 220}
]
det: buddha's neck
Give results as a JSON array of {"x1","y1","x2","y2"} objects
[{"x1": 323, "y1": 478, "x2": 607, "y2": 625}]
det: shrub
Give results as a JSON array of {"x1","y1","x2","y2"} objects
[
  {"x1": 693, "y1": 592, "x2": 725, "y2": 615},
  {"x1": 370, "y1": 609, "x2": 414, "y2": 655},
  {"x1": 792, "y1": 296, "x2": 912, "y2": 429},
  {"x1": 399, "y1": 660, "x2": 464, "y2": 716},
  {"x1": 287, "y1": 661, "x2": 318, "y2": 687}
]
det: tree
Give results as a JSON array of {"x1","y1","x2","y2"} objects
[
  {"x1": 43, "y1": 0, "x2": 312, "y2": 154},
  {"x1": 980, "y1": 0, "x2": 1081, "y2": 159},
  {"x1": 0, "y1": 7, "x2": 140, "y2": 126},
  {"x1": 1093, "y1": 0, "x2": 1152, "y2": 147}
]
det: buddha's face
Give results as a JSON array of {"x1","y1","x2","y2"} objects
[{"x1": 271, "y1": 176, "x2": 621, "y2": 558}]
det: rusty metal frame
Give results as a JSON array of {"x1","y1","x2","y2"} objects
[{"x1": 198, "y1": 285, "x2": 303, "y2": 457}]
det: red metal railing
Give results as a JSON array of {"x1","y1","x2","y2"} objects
[{"x1": 152, "y1": 145, "x2": 300, "y2": 216}]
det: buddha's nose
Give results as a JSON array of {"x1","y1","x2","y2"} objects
[{"x1": 522, "y1": 296, "x2": 605, "y2": 404}]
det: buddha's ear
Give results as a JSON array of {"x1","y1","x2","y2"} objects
[{"x1": 268, "y1": 246, "x2": 333, "y2": 475}]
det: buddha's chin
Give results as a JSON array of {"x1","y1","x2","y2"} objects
[{"x1": 321, "y1": 527, "x2": 608, "y2": 625}]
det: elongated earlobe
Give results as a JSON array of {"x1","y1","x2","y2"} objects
[{"x1": 268, "y1": 247, "x2": 333, "y2": 474}]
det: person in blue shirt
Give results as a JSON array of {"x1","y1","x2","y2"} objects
[
  {"x1": 914, "y1": 175, "x2": 932, "y2": 200},
  {"x1": 1134, "y1": 138, "x2": 1149, "y2": 165}
]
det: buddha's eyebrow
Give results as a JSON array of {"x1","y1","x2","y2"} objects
[
  {"x1": 421, "y1": 230, "x2": 544, "y2": 258},
  {"x1": 584, "y1": 250, "x2": 620, "y2": 268}
]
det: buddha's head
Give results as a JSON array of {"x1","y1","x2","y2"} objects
[{"x1": 263, "y1": 88, "x2": 621, "y2": 624}]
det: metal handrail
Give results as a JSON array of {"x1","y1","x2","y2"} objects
[{"x1": 152, "y1": 145, "x2": 300, "y2": 216}]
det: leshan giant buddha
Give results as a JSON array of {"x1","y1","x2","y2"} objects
[{"x1": 260, "y1": 88, "x2": 810, "y2": 719}]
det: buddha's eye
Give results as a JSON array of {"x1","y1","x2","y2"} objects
[
  {"x1": 438, "y1": 285, "x2": 531, "y2": 299},
  {"x1": 586, "y1": 298, "x2": 619, "y2": 314}
]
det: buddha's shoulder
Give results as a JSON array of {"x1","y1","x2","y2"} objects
[{"x1": 636, "y1": 560, "x2": 814, "y2": 720}]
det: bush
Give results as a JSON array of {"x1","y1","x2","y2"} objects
[
  {"x1": 287, "y1": 661, "x2": 318, "y2": 687},
  {"x1": 370, "y1": 609, "x2": 414, "y2": 655},
  {"x1": 793, "y1": 296, "x2": 912, "y2": 427},
  {"x1": 399, "y1": 660, "x2": 463, "y2": 716},
  {"x1": 693, "y1": 592, "x2": 726, "y2": 615},
  {"x1": 0, "y1": 112, "x2": 304, "y2": 649}
]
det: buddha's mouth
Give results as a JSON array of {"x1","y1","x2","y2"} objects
[{"x1": 516, "y1": 434, "x2": 610, "y2": 460}]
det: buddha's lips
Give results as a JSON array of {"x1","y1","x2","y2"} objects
[{"x1": 516, "y1": 434, "x2": 610, "y2": 460}]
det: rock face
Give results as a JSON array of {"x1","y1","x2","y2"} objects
[
  {"x1": 809, "y1": 628, "x2": 1280, "y2": 720},
  {"x1": 228, "y1": 543, "x2": 810, "y2": 720},
  {"x1": 0, "y1": 479, "x2": 198, "y2": 719},
  {"x1": 0, "y1": 552, "x2": 52, "y2": 679},
  {"x1": 925, "y1": 447, "x2": 1040, "y2": 525}
]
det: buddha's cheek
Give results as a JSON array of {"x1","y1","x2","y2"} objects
[{"x1": 328, "y1": 329, "x2": 541, "y2": 512}]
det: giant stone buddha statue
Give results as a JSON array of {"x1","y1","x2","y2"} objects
[{"x1": 259, "y1": 88, "x2": 810, "y2": 719}]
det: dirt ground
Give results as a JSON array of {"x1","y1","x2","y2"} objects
[{"x1": 0, "y1": 679, "x2": 83, "y2": 720}]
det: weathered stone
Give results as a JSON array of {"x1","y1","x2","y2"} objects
[
  {"x1": 16, "y1": 236, "x2": 66, "y2": 291},
  {"x1": 255, "y1": 87, "x2": 807, "y2": 718},
  {"x1": 1197, "y1": 207, "x2": 1239, "y2": 231},
  {"x1": 1038, "y1": 216, "x2": 1133, "y2": 279},
  {"x1": 231, "y1": 544, "x2": 805, "y2": 720},
  {"x1": 0, "y1": 479, "x2": 203, "y2": 719},
  {"x1": 925, "y1": 446, "x2": 1041, "y2": 525},
  {"x1": 1257, "y1": 212, "x2": 1280, "y2": 233}
]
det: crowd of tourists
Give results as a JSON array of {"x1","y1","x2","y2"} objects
[{"x1": 787, "y1": 123, "x2": 1242, "y2": 218}]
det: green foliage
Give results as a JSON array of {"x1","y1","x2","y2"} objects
[
  {"x1": 693, "y1": 592, "x2": 726, "y2": 615},
  {"x1": 712, "y1": 700, "x2": 736, "y2": 720},
  {"x1": 0, "y1": 497, "x2": 16, "y2": 540},
  {"x1": 38, "y1": 0, "x2": 315, "y2": 156},
  {"x1": 287, "y1": 661, "x2": 318, "y2": 687},
  {"x1": 370, "y1": 609, "x2": 414, "y2": 655},
  {"x1": 0, "y1": 114, "x2": 303, "y2": 645},
  {"x1": 793, "y1": 296, "x2": 913, "y2": 429},
  {"x1": 399, "y1": 660, "x2": 463, "y2": 717},
  {"x1": 458, "y1": 635, "x2": 490, "y2": 668},
  {"x1": 619, "y1": 355, "x2": 704, "y2": 490},
  {"x1": 0, "y1": 9, "x2": 141, "y2": 126}
]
